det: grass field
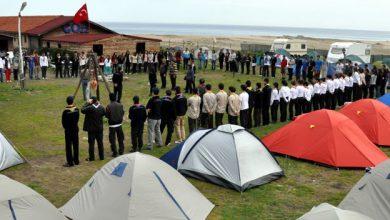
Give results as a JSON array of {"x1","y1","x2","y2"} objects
[{"x1": 0, "y1": 68, "x2": 389, "y2": 219}]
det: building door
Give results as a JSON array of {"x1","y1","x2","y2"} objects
[
  {"x1": 93, "y1": 44, "x2": 103, "y2": 56},
  {"x1": 136, "y1": 42, "x2": 145, "y2": 53}
]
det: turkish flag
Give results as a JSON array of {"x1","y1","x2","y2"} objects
[{"x1": 73, "y1": 4, "x2": 89, "y2": 24}]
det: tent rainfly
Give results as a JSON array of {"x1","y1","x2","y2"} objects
[
  {"x1": 340, "y1": 99, "x2": 390, "y2": 146},
  {"x1": 0, "y1": 175, "x2": 66, "y2": 220},
  {"x1": 0, "y1": 131, "x2": 25, "y2": 171},
  {"x1": 263, "y1": 110, "x2": 388, "y2": 168},
  {"x1": 60, "y1": 152, "x2": 214, "y2": 220},
  {"x1": 339, "y1": 159, "x2": 390, "y2": 220},
  {"x1": 298, "y1": 203, "x2": 372, "y2": 220},
  {"x1": 161, "y1": 124, "x2": 284, "y2": 191},
  {"x1": 378, "y1": 94, "x2": 390, "y2": 107}
]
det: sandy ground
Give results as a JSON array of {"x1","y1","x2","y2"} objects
[{"x1": 145, "y1": 34, "x2": 390, "y2": 55}]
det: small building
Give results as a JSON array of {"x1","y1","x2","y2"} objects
[{"x1": 0, "y1": 15, "x2": 161, "y2": 55}]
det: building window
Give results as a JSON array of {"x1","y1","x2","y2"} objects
[
  {"x1": 286, "y1": 44, "x2": 291, "y2": 49},
  {"x1": 46, "y1": 41, "x2": 51, "y2": 48},
  {"x1": 58, "y1": 43, "x2": 62, "y2": 48},
  {"x1": 301, "y1": 44, "x2": 306, "y2": 49}
]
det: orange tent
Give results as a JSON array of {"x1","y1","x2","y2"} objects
[
  {"x1": 340, "y1": 99, "x2": 390, "y2": 146},
  {"x1": 263, "y1": 110, "x2": 388, "y2": 168}
]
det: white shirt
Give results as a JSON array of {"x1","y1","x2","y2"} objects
[
  {"x1": 304, "y1": 87, "x2": 312, "y2": 101},
  {"x1": 270, "y1": 88, "x2": 280, "y2": 105},
  {"x1": 40, "y1": 56, "x2": 48, "y2": 67},
  {"x1": 239, "y1": 91, "x2": 249, "y2": 110},
  {"x1": 340, "y1": 78, "x2": 346, "y2": 91},
  {"x1": 320, "y1": 83, "x2": 327, "y2": 95},
  {"x1": 326, "y1": 80, "x2": 335, "y2": 93},
  {"x1": 313, "y1": 83, "x2": 321, "y2": 94},
  {"x1": 0, "y1": 58, "x2": 4, "y2": 69},
  {"x1": 353, "y1": 71, "x2": 361, "y2": 84},
  {"x1": 264, "y1": 55, "x2": 271, "y2": 66},
  {"x1": 279, "y1": 86, "x2": 291, "y2": 102},
  {"x1": 308, "y1": 85, "x2": 314, "y2": 97},
  {"x1": 296, "y1": 85, "x2": 305, "y2": 98},
  {"x1": 290, "y1": 87, "x2": 297, "y2": 99},
  {"x1": 334, "y1": 78, "x2": 340, "y2": 89},
  {"x1": 79, "y1": 56, "x2": 87, "y2": 66}
]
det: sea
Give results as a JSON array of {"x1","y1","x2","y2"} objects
[{"x1": 101, "y1": 22, "x2": 390, "y2": 41}]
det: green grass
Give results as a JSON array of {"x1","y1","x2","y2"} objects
[{"x1": 0, "y1": 68, "x2": 389, "y2": 220}]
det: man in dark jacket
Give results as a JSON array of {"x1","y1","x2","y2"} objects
[
  {"x1": 253, "y1": 83, "x2": 263, "y2": 127},
  {"x1": 62, "y1": 96, "x2": 79, "y2": 167},
  {"x1": 149, "y1": 65, "x2": 157, "y2": 96},
  {"x1": 81, "y1": 96, "x2": 106, "y2": 161},
  {"x1": 160, "y1": 90, "x2": 176, "y2": 146},
  {"x1": 54, "y1": 53, "x2": 62, "y2": 78},
  {"x1": 160, "y1": 61, "x2": 167, "y2": 89},
  {"x1": 106, "y1": 93, "x2": 125, "y2": 157},
  {"x1": 245, "y1": 80, "x2": 254, "y2": 129},
  {"x1": 129, "y1": 96, "x2": 147, "y2": 152},
  {"x1": 112, "y1": 67, "x2": 124, "y2": 103},
  {"x1": 173, "y1": 86, "x2": 188, "y2": 143},
  {"x1": 262, "y1": 78, "x2": 272, "y2": 126}
]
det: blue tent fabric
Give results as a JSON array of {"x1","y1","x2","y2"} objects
[
  {"x1": 378, "y1": 94, "x2": 390, "y2": 106},
  {"x1": 160, "y1": 143, "x2": 184, "y2": 169},
  {"x1": 111, "y1": 162, "x2": 128, "y2": 177}
]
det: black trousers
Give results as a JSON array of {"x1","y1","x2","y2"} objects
[
  {"x1": 131, "y1": 126, "x2": 143, "y2": 152},
  {"x1": 42, "y1": 66, "x2": 48, "y2": 78},
  {"x1": 55, "y1": 66, "x2": 62, "y2": 78},
  {"x1": 271, "y1": 65, "x2": 276, "y2": 77},
  {"x1": 188, "y1": 118, "x2": 198, "y2": 133},
  {"x1": 185, "y1": 80, "x2": 194, "y2": 93},
  {"x1": 362, "y1": 84, "x2": 368, "y2": 99},
  {"x1": 262, "y1": 65, "x2": 269, "y2": 77},
  {"x1": 336, "y1": 89, "x2": 344, "y2": 107},
  {"x1": 201, "y1": 113, "x2": 213, "y2": 128},
  {"x1": 240, "y1": 109, "x2": 249, "y2": 128},
  {"x1": 312, "y1": 94, "x2": 320, "y2": 111},
  {"x1": 125, "y1": 63, "x2": 131, "y2": 73},
  {"x1": 295, "y1": 98, "x2": 303, "y2": 116},
  {"x1": 160, "y1": 74, "x2": 166, "y2": 89},
  {"x1": 254, "y1": 108, "x2": 262, "y2": 127},
  {"x1": 241, "y1": 62, "x2": 245, "y2": 74},
  {"x1": 303, "y1": 100, "x2": 311, "y2": 113},
  {"x1": 215, "y1": 113, "x2": 224, "y2": 127},
  {"x1": 289, "y1": 99, "x2": 296, "y2": 120},
  {"x1": 252, "y1": 66, "x2": 256, "y2": 75},
  {"x1": 320, "y1": 94, "x2": 326, "y2": 109},
  {"x1": 170, "y1": 75, "x2": 176, "y2": 90},
  {"x1": 109, "y1": 126, "x2": 124, "y2": 156},
  {"x1": 160, "y1": 119, "x2": 174, "y2": 145},
  {"x1": 247, "y1": 107, "x2": 253, "y2": 128},
  {"x1": 143, "y1": 62, "x2": 148, "y2": 72},
  {"x1": 88, "y1": 131, "x2": 104, "y2": 161},
  {"x1": 228, "y1": 115, "x2": 238, "y2": 125},
  {"x1": 114, "y1": 86, "x2": 122, "y2": 103},
  {"x1": 325, "y1": 92, "x2": 332, "y2": 109},
  {"x1": 219, "y1": 60, "x2": 224, "y2": 70},
  {"x1": 331, "y1": 93, "x2": 337, "y2": 110},
  {"x1": 71, "y1": 66, "x2": 78, "y2": 77},
  {"x1": 369, "y1": 85, "x2": 376, "y2": 98},
  {"x1": 65, "y1": 131, "x2": 79, "y2": 166},
  {"x1": 280, "y1": 99, "x2": 288, "y2": 122},
  {"x1": 352, "y1": 83, "x2": 360, "y2": 101},
  {"x1": 288, "y1": 68, "x2": 293, "y2": 80},
  {"x1": 271, "y1": 101, "x2": 279, "y2": 123},
  {"x1": 345, "y1": 87, "x2": 352, "y2": 102},
  {"x1": 262, "y1": 106, "x2": 270, "y2": 126}
]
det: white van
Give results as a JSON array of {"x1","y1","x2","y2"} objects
[
  {"x1": 327, "y1": 42, "x2": 371, "y2": 64},
  {"x1": 270, "y1": 39, "x2": 307, "y2": 56}
]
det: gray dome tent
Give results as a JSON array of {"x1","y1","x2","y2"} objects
[
  {"x1": 339, "y1": 159, "x2": 390, "y2": 220},
  {"x1": 298, "y1": 203, "x2": 372, "y2": 220},
  {"x1": 161, "y1": 124, "x2": 284, "y2": 191},
  {"x1": 0, "y1": 131, "x2": 25, "y2": 171}
]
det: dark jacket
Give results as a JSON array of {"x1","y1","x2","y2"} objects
[
  {"x1": 129, "y1": 104, "x2": 147, "y2": 128},
  {"x1": 254, "y1": 89, "x2": 263, "y2": 109},
  {"x1": 161, "y1": 96, "x2": 176, "y2": 121},
  {"x1": 62, "y1": 105, "x2": 79, "y2": 132},
  {"x1": 81, "y1": 103, "x2": 106, "y2": 132},
  {"x1": 146, "y1": 96, "x2": 162, "y2": 120},
  {"x1": 262, "y1": 85, "x2": 272, "y2": 107},
  {"x1": 105, "y1": 101, "x2": 124, "y2": 126},
  {"x1": 173, "y1": 94, "x2": 188, "y2": 117},
  {"x1": 112, "y1": 72, "x2": 123, "y2": 87},
  {"x1": 246, "y1": 87, "x2": 254, "y2": 109}
]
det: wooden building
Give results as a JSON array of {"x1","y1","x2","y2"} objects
[{"x1": 0, "y1": 15, "x2": 161, "y2": 55}]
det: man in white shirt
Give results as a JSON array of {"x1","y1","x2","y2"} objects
[
  {"x1": 312, "y1": 79, "x2": 321, "y2": 110},
  {"x1": 326, "y1": 76, "x2": 336, "y2": 109},
  {"x1": 352, "y1": 69, "x2": 361, "y2": 101},
  {"x1": 296, "y1": 80, "x2": 305, "y2": 116},
  {"x1": 270, "y1": 82, "x2": 280, "y2": 123},
  {"x1": 279, "y1": 80, "x2": 290, "y2": 122},
  {"x1": 239, "y1": 84, "x2": 249, "y2": 128},
  {"x1": 289, "y1": 81, "x2": 298, "y2": 120},
  {"x1": 0, "y1": 57, "x2": 4, "y2": 83},
  {"x1": 320, "y1": 78, "x2": 327, "y2": 109},
  {"x1": 215, "y1": 83, "x2": 228, "y2": 127},
  {"x1": 303, "y1": 82, "x2": 312, "y2": 113},
  {"x1": 40, "y1": 53, "x2": 49, "y2": 79},
  {"x1": 201, "y1": 84, "x2": 217, "y2": 128},
  {"x1": 262, "y1": 53, "x2": 271, "y2": 77}
]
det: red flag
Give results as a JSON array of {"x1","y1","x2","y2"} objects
[{"x1": 73, "y1": 4, "x2": 89, "y2": 24}]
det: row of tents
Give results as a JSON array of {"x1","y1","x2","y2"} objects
[{"x1": 0, "y1": 95, "x2": 390, "y2": 219}]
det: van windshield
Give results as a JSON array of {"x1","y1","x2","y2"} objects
[{"x1": 331, "y1": 48, "x2": 344, "y2": 54}]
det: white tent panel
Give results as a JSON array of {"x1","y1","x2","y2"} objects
[
  {"x1": 0, "y1": 132, "x2": 24, "y2": 171},
  {"x1": 298, "y1": 203, "x2": 372, "y2": 220}
]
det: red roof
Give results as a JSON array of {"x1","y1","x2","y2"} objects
[
  {"x1": 340, "y1": 99, "x2": 390, "y2": 146},
  {"x1": 26, "y1": 16, "x2": 74, "y2": 35},
  {"x1": 263, "y1": 110, "x2": 388, "y2": 168},
  {"x1": 0, "y1": 16, "x2": 60, "y2": 33},
  {"x1": 43, "y1": 33, "x2": 161, "y2": 44}
]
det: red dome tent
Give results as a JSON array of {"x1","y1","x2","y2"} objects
[
  {"x1": 263, "y1": 110, "x2": 388, "y2": 168},
  {"x1": 340, "y1": 99, "x2": 390, "y2": 146}
]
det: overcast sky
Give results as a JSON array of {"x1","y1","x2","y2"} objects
[{"x1": 2, "y1": 0, "x2": 390, "y2": 31}]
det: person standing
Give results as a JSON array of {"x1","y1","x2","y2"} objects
[
  {"x1": 12, "y1": 56, "x2": 19, "y2": 81},
  {"x1": 106, "y1": 93, "x2": 125, "y2": 157},
  {"x1": 201, "y1": 84, "x2": 217, "y2": 128},
  {"x1": 279, "y1": 80, "x2": 290, "y2": 122},
  {"x1": 61, "y1": 96, "x2": 79, "y2": 167},
  {"x1": 263, "y1": 53, "x2": 271, "y2": 77},
  {"x1": 289, "y1": 81, "x2": 297, "y2": 120},
  {"x1": 245, "y1": 80, "x2": 254, "y2": 128},
  {"x1": 296, "y1": 80, "x2": 305, "y2": 115},
  {"x1": 215, "y1": 83, "x2": 228, "y2": 127},
  {"x1": 369, "y1": 70, "x2": 377, "y2": 98},
  {"x1": 146, "y1": 88, "x2": 163, "y2": 150},
  {"x1": 303, "y1": 82, "x2": 312, "y2": 113},
  {"x1": 0, "y1": 56, "x2": 3, "y2": 83},
  {"x1": 253, "y1": 83, "x2": 263, "y2": 127},
  {"x1": 252, "y1": 55, "x2": 257, "y2": 75},
  {"x1": 173, "y1": 86, "x2": 187, "y2": 143},
  {"x1": 160, "y1": 61, "x2": 167, "y2": 89},
  {"x1": 314, "y1": 56, "x2": 323, "y2": 79},
  {"x1": 4, "y1": 53, "x2": 11, "y2": 83},
  {"x1": 219, "y1": 49, "x2": 225, "y2": 70},
  {"x1": 352, "y1": 68, "x2": 361, "y2": 101},
  {"x1": 239, "y1": 84, "x2": 249, "y2": 128},
  {"x1": 148, "y1": 65, "x2": 157, "y2": 96},
  {"x1": 160, "y1": 90, "x2": 176, "y2": 146},
  {"x1": 27, "y1": 55, "x2": 34, "y2": 80},
  {"x1": 185, "y1": 64, "x2": 195, "y2": 93},
  {"x1": 183, "y1": 48, "x2": 190, "y2": 70},
  {"x1": 129, "y1": 96, "x2": 147, "y2": 152},
  {"x1": 312, "y1": 79, "x2": 321, "y2": 110},
  {"x1": 262, "y1": 78, "x2": 272, "y2": 125},
  {"x1": 71, "y1": 52, "x2": 79, "y2": 78},
  {"x1": 211, "y1": 50, "x2": 217, "y2": 71},
  {"x1": 63, "y1": 53, "x2": 71, "y2": 78},
  {"x1": 81, "y1": 96, "x2": 106, "y2": 161},
  {"x1": 187, "y1": 88, "x2": 201, "y2": 133},
  {"x1": 169, "y1": 61, "x2": 177, "y2": 90},
  {"x1": 40, "y1": 52, "x2": 48, "y2": 79},
  {"x1": 112, "y1": 67, "x2": 124, "y2": 103},
  {"x1": 55, "y1": 53, "x2": 62, "y2": 78},
  {"x1": 270, "y1": 55, "x2": 277, "y2": 78},
  {"x1": 33, "y1": 52, "x2": 40, "y2": 80},
  {"x1": 320, "y1": 78, "x2": 327, "y2": 109},
  {"x1": 280, "y1": 56, "x2": 288, "y2": 78},
  {"x1": 228, "y1": 86, "x2": 240, "y2": 125},
  {"x1": 270, "y1": 82, "x2": 280, "y2": 123}
]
